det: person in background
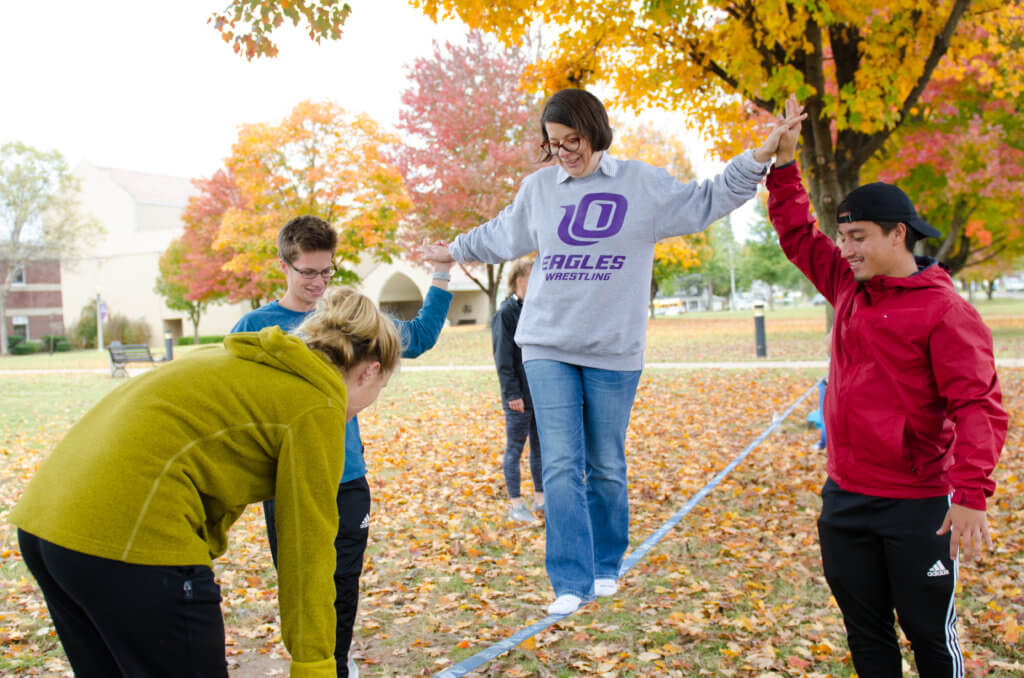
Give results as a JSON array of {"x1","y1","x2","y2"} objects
[
  {"x1": 424, "y1": 88, "x2": 805, "y2": 615},
  {"x1": 232, "y1": 216, "x2": 453, "y2": 677},
  {"x1": 492, "y1": 258, "x2": 543, "y2": 524},
  {"x1": 766, "y1": 94, "x2": 1007, "y2": 677},
  {"x1": 13, "y1": 287, "x2": 400, "y2": 678}
]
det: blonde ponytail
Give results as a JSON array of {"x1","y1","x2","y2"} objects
[{"x1": 295, "y1": 287, "x2": 401, "y2": 373}]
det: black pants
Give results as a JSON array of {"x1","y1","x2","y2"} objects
[
  {"x1": 264, "y1": 475, "x2": 370, "y2": 678},
  {"x1": 18, "y1": 529, "x2": 227, "y2": 678},
  {"x1": 502, "y1": 405, "x2": 543, "y2": 499},
  {"x1": 818, "y1": 479, "x2": 963, "y2": 678}
]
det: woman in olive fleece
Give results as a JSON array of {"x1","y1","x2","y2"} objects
[{"x1": 11, "y1": 287, "x2": 400, "y2": 678}]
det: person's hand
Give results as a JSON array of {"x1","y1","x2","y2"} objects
[
  {"x1": 937, "y1": 503, "x2": 992, "y2": 562},
  {"x1": 420, "y1": 241, "x2": 455, "y2": 265},
  {"x1": 774, "y1": 94, "x2": 803, "y2": 166},
  {"x1": 508, "y1": 398, "x2": 525, "y2": 413},
  {"x1": 752, "y1": 95, "x2": 806, "y2": 164}
]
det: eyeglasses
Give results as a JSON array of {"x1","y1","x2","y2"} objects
[
  {"x1": 285, "y1": 260, "x2": 336, "y2": 280},
  {"x1": 540, "y1": 136, "x2": 583, "y2": 155}
]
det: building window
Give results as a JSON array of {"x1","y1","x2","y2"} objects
[
  {"x1": 12, "y1": 315, "x2": 29, "y2": 339},
  {"x1": 11, "y1": 265, "x2": 26, "y2": 286},
  {"x1": 462, "y1": 304, "x2": 472, "y2": 313}
]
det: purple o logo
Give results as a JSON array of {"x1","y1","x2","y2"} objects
[{"x1": 557, "y1": 193, "x2": 629, "y2": 246}]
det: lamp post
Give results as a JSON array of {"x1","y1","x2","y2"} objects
[
  {"x1": 753, "y1": 302, "x2": 767, "y2": 358},
  {"x1": 96, "y1": 292, "x2": 104, "y2": 351}
]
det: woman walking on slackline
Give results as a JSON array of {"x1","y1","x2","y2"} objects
[
  {"x1": 12, "y1": 287, "x2": 400, "y2": 678},
  {"x1": 424, "y1": 88, "x2": 805, "y2": 615}
]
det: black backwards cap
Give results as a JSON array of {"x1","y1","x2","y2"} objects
[{"x1": 837, "y1": 182, "x2": 941, "y2": 238}]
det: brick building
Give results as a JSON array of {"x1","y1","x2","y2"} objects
[{"x1": 2, "y1": 258, "x2": 65, "y2": 341}]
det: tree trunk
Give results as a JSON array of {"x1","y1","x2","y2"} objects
[
  {"x1": 0, "y1": 294, "x2": 7, "y2": 356},
  {"x1": 191, "y1": 306, "x2": 201, "y2": 345}
]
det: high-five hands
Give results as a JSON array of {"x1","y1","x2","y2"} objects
[{"x1": 753, "y1": 94, "x2": 806, "y2": 164}]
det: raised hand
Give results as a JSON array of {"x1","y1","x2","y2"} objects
[{"x1": 752, "y1": 94, "x2": 806, "y2": 164}]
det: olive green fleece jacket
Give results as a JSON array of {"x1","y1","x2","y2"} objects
[{"x1": 11, "y1": 327, "x2": 347, "y2": 678}]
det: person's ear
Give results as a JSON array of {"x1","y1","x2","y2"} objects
[
  {"x1": 892, "y1": 223, "x2": 908, "y2": 248},
  {"x1": 359, "y1": 361, "x2": 381, "y2": 385}
]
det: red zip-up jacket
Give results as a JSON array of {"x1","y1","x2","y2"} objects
[{"x1": 766, "y1": 163, "x2": 1007, "y2": 510}]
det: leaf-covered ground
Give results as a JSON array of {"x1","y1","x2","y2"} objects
[{"x1": 1, "y1": 314, "x2": 1021, "y2": 676}]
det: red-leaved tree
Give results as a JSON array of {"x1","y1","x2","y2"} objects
[
  {"x1": 864, "y1": 15, "x2": 1024, "y2": 277},
  {"x1": 395, "y1": 31, "x2": 541, "y2": 319},
  {"x1": 178, "y1": 170, "x2": 258, "y2": 306}
]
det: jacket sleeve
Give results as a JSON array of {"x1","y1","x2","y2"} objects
[
  {"x1": 274, "y1": 406, "x2": 347, "y2": 678},
  {"x1": 398, "y1": 286, "x2": 453, "y2": 359},
  {"x1": 929, "y1": 303, "x2": 1008, "y2": 511},
  {"x1": 491, "y1": 305, "x2": 522, "y2": 403},
  {"x1": 653, "y1": 150, "x2": 770, "y2": 240},
  {"x1": 450, "y1": 177, "x2": 539, "y2": 264},
  {"x1": 765, "y1": 163, "x2": 851, "y2": 305}
]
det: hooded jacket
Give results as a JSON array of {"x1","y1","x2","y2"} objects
[
  {"x1": 11, "y1": 326, "x2": 348, "y2": 677},
  {"x1": 766, "y1": 163, "x2": 1007, "y2": 510},
  {"x1": 492, "y1": 294, "x2": 532, "y2": 409}
]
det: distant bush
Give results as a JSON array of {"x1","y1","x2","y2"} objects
[
  {"x1": 7, "y1": 335, "x2": 26, "y2": 352},
  {"x1": 177, "y1": 335, "x2": 226, "y2": 346},
  {"x1": 66, "y1": 301, "x2": 151, "y2": 348},
  {"x1": 12, "y1": 340, "x2": 40, "y2": 355},
  {"x1": 55, "y1": 340, "x2": 72, "y2": 352},
  {"x1": 103, "y1": 313, "x2": 152, "y2": 346}
]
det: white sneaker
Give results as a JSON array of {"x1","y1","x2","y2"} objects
[
  {"x1": 508, "y1": 504, "x2": 535, "y2": 523},
  {"x1": 594, "y1": 578, "x2": 618, "y2": 597},
  {"x1": 547, "y1": 593, "x2": 583, "y2": 615},
  {"x1": 347, "y1": 655, "x2": 359, "y2": 678}
]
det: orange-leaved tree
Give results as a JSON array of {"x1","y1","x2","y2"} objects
[
  {"x1": 610, "y1": 120, "x2": 708, "y2": 314},
  {"x1": 215, "y1": 100, "x2": 409, "y2": 306},
  {"x1": 394, "y1": 31, "x2": 539, "y2": 320}
]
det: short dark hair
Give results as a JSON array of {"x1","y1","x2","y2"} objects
[
  {"x1": 277, "y1": 215, "x2": 338, "y2": 263},
  {"x1": 539, "y1": 89, "x2": 613, "y2": 162}
]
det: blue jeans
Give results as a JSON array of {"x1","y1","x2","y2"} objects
[
  {"x1": 524, "y1": 360, "x2": 641, "y2": 598},
  {"x1": 503, "y1": 405, "x2": 543, "y2": 499}
]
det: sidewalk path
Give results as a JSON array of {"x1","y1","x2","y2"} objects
[{"x1": 2, "y1": 358, "x2": 1022, "y2": 377}]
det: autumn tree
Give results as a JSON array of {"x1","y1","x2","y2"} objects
[
  {"x1": 215, "y1": 100, "x2": 409, "y2": 306},
  {"x1": 0, "y1": 143, "x2": 104, "y2": 355},
  {"x1": 395, "y1": 31, "x2": 539, "y2": 319},
  {"x1": 863, "y1": 15, "x2": 1024, "y2": 277},
  {"x1": 404, "y1": 1, "x2": 1023, "y2": 241},
  {"x1": 611, "y1": 119, "x2": 709, "y2": 316},
  {"x1": 154, "y1": 239, "x2": 206, "y2": 344},
  {"x1": 177, "y1": 170, "x2": 257, "y2": 307},
  {"x1": 209, "y1": 0, "x2": 352, "y2": 60}
]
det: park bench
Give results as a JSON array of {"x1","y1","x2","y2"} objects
[{"x1": 106, "y1": 342, "x2": 166, "y2": 377}]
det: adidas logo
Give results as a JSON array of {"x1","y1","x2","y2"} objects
[
  {"x1": 359, "y1": 513, "x2": 370, "y2": 529},
  {"x1": 926, "y1": 560, "x2": 950, "y2": 577}
]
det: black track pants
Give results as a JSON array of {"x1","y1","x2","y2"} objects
[
  {"x1": 817, "y1": 479, "x2": 963, "y2": 678},
  {"x1": 19, "y1": 529, "x2": 227, "y2": 678}
]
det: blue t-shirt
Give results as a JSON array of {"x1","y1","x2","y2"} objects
[{"x1": 230, "y1": 289, "x2": 453, "y2": 483}]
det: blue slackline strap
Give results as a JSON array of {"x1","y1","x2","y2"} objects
[{"x1": 433, "y1": 379, "x2": 822, "y2": 678}]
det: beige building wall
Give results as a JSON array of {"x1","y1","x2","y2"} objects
[{"x1": 63, "y1": 161, "x2": 253, "y2": 343}]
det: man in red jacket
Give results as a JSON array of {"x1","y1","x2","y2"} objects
[{"x1": 766, "y1": 96, "x2": 1008, "y2": 677}]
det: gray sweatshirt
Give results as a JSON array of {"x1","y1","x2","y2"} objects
[{"x1": 451, "y1": 150, "x2": 769, "y2": 370}]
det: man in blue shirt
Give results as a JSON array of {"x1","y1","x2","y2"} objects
[{"x1": 232, "y1": 215, "x2": 452, "y2": 677}]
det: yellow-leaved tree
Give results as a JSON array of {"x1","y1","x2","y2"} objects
[
  {"x1": 210, "y1": 1, "x2": 1023, "y2": 238},
  {"x1": 611, "y1": 120, "x2": 710, "y2": 314},
  {"x1": 214, "y1": 100, "x2": 409, "y2": 307}
]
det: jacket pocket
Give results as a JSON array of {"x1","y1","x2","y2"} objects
[{"x1": 849, "y1": 412, "x2": 912, "y2": 474}]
